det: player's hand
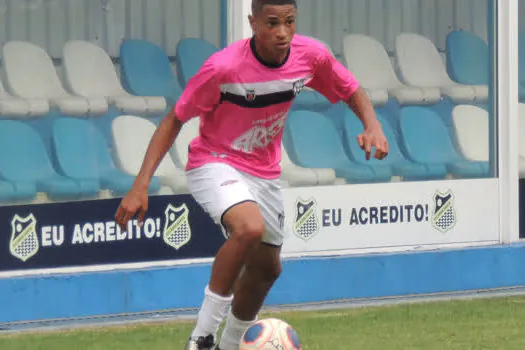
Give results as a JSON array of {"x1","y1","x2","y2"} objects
[
  {"x1": 115, "y1": 186, "x2": 149, "y2": 232},
  {"x1": 357, "y1": 124, "x2": 389, "y2": 161}
]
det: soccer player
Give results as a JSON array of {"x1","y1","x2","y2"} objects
[{"x1": 114, "y1": 0, "x2": 389, "y2": 349}]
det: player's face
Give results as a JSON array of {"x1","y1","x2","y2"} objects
[{"x1": 250, "y1": 5, "x2": 297, "y2": 62}]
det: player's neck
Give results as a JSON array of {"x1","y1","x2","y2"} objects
[{"x1": 250, "y1": 37, "x2": 290, "y2": 68}]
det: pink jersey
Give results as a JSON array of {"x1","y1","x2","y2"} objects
[{"x1": 174, "y1": 34, "x2": 360, "y2": 179}]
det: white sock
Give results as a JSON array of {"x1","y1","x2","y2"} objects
[
  {"x1": 218, "y1": 310, "x2": 257, "y2": 350},
  {"x1": 191, "y1": 285, "x2": 233, "y2": 338}
]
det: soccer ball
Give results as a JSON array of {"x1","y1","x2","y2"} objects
[{"x1": 239, "y1": 318, "x2": 302, "y2": 349}]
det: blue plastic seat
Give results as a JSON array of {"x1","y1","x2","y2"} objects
[
  {"x1": 286, "y1": 110, "x2": 391, "y2": 183},
  {"x1": 120, "y1": 39, "x2": 183, "y2": 107},
  {"x1": 0, "y1": 181, "x2": 15, "y2": 202},
  {"x1": 341, "y1": 110, "x2": 438, "y2": 180},
  {"x1": 0, "y1": 120, "x2": 99, "y2": 200},
  {"x1": 446, "y1": 31, "x2": 489, "y2": 85},
  {"x1": 518, "y1": 34, "x2": 525, "y2": 101},
  {"x1": 176, "y1": 38, "x2": 219, "y2": 87},
  {"x1": 399, "y1": 107, "x2": 488, "y2": 178},
  {"x1": 53, "y1": 118, "x2": 161, "y2": 196}
]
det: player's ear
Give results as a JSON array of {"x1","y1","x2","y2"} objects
[{"x1": 248, "y1": 14, "x2": 256, "y2": 33}]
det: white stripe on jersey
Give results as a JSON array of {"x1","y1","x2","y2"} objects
[{"x1": 220, "y1": 75, "x2": 313, "y2": 96}]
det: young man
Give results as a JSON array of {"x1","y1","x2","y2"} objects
[{"x1": 115, "y1": 0, "x2": 389, "y2": 349}]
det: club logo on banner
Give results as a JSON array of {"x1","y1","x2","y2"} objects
[
  {"x1": 163, "y1": 203, "x2": 192, "y2": 250},
  {"x1": 431, "y1": 190, "x2": 457, "y2": 233},
  {"x1": 293, "y1": 198, "x2": 319, "y2": 241},
  {"x1": 10, "y1": 213, "x2": 39, "y2": 262}
]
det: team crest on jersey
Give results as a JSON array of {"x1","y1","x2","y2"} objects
[
  {"x1": 292, "y1": 79, "x2": 305, "y2": 95},
  {"x1": 10, "y1": 213, "x2": 39, "y2": 262},
  {"x1": 293, "y1": 198, "x2": 319, "y2": 241},
  {"x1": 163, "y1": 203, "x2": 192, "y2": 250},
  {"x1": 245, "y1": 89, "x2": 256, "y2": 102},
  {"x1": 431, "y1": 190, "x2": 457, "y2": 233}
]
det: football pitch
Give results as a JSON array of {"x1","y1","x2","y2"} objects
[{"x1": 1, "y1": 295, "x2": 525, "y2": 350}]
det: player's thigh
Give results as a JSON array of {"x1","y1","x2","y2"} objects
[
  {"x1": 186, "y1": 163, "x2": 265, "y2": 238},
  {"x1": 222, "y1": 201, "x2": 266, "y2": 242},
  {"x1": 246, "y1": 176, "x2": 285, "y2": 247}
]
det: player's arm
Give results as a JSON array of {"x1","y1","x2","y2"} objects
[
  {"x1": 114, "y1": 109, "x2": 182, "y2": 230},
  {"x1": 115, "y1": 57, "x2": 221, "y2": 230},
  {"x1": 308, "y1": 45, "x2": 388, "y2": 160},
  {"x1": 133, "y1": 108, "x2": 182, "y2": 190},
  {"x1": 345, "y1": 87, "x2": 388, "y2": 160}
]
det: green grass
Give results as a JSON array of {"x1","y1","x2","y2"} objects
[{"x1": 2, "y1": 296, "x2": 525, "y2": 350}]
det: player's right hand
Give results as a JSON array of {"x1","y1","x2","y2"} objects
[{"x1": 115, "y1": 186, "x2": 149, "y2": 232}]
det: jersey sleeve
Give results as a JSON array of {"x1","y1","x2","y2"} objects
[
  {"x1": 174, "y1": 57, "x2": 222, "y2": 123},
  {"x1": 307, "y1": 46, "x2": 360, "y2": 104}
]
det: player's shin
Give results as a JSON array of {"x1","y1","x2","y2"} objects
[
  {"x1": 219, "y1": 244, "x2": 282, "y2": 349},
  {"x1": 191, "y1": 218, "x2": 265, "y2": 341}
]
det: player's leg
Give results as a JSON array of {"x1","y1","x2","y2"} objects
[
  {"x1": 208, "y1": 201, "x2": 266, "y2": 295},
  {"x1": 185, "y1": 164, "x2": 267, "y2": 350},
  {"x1": 218, "y1": 243, "x2": 282, "y2": 350},
  {"x1": 218, "y1": 176, "x2": 285, "y2": 350}
]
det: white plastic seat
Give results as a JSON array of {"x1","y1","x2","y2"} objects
[
  {"x1": 396, "y1": 33, "x2": 488, "y2": 103},
  {"x1": 0, "y1": 78, "x2": 49, "y2": 117},
  {"x1": 343, "y1": 34, "x2": 441, "y2": 106},
  {"x1": 2, "y1": 41, "x2": 107, "y2": 116},
  {"x1": 63, "y1": 40, "x2": 167, "y2": 115},
  {"x1": 451, "y1": 105, "x2": 488, "y2": 161},
  {"x1": 112, "y1": 115, "x2": 187, "y2": 194}
]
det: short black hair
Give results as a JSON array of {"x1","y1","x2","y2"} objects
[{"x1": 251, "y1": 0, "x2": 297, "y2": 15}]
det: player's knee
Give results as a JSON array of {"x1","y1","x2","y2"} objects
[{"x1": 231, "y1": 219, "x2": 266, "y2": 246}]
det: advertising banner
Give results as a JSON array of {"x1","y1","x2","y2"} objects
[
  {"x1": 281, "y1": 178, "x2": 500, "y2": 254},
  {"x1": 0, "y1": 195, "x2": 225, "y2": 273},
  {"x1": 0, "y1": 179, "x2": 500, "y2": 275}
]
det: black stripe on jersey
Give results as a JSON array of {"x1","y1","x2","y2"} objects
[{"x1": 220, "y1": 90, "x2": 296, "y2": 108}]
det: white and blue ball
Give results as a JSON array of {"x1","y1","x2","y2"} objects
[{"x1": 239, "y1": 318, "x2": 302, "y2": 349}]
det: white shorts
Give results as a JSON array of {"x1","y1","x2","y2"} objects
[{"x1": 186, "y1": 163, "x2": 285, "y2": 246}]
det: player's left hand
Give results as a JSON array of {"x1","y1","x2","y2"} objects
[{"x1": 357, "y1": 125, "x2": 389, "y2": 161}]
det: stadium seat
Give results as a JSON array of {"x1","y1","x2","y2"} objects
[
  {"x1": 0, "y1": 78, "x2": 49, "y2": 117},
  {"x1": 446, "y1": 31, "x2": 489, "y2": 86},
  {"x1": 176, "y1": 38, "x2": 219, "y2": 87},
  {"x1": 2, "y1": 41, "x2": 107, "y2": 116},
  {"x1": 395, "y1": 33, "x2": 488, "y2": 103},
  {"x1": 63, "y1": 40, "x2": 167, "y2": 115},
  {"x1": 120, "y1": 39, "x2": 183, "y2": 107},
  {"x1": 341, "y1": 110, "x2": 436, "y2": 180},
  {"x1": 286, "y1": 110, "x2": 392, "y2": 183},
  {"x1": 519, "y1": 34, "x2": 525, "y2": 101},
  {"x1": 112, "y1": 115, "x2": 188, "y2": 194},
  {"x1": 0, "y1": 120, "x2": 99, "y2": 200},
  {"x1": 0, "y1": 181, "x2": 16, "y2": 202},
  {"x1": 451, "y1": 105, "x2": 489, "y2": 162},
  {"x1": 53, "y1": 118, "x2": 161, "y2": 196},
  {"x1": 400, "y1": 106, "x2": 488, "y2": 178},
  {"x1": 343, "y1": 34, "x2": 441, "y2": 106},
  {"x1": 281, "y1": 144, "x2": 340, "y2": 187}
]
